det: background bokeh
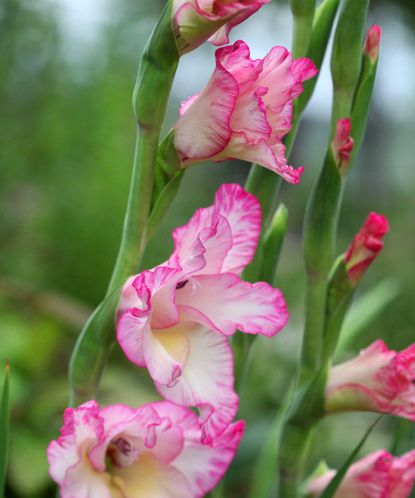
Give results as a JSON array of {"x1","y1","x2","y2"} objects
[{"x1": 1, "y1": 0, "x2": 414, "y2": 496}]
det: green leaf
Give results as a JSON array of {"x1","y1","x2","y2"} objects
[
  {"x1": 0, "y1": 363, "x2": 10, "y2": 497},
  {"x1": 335, "y1": 279, "x2": 400, "y2": 358},
  {"x1": 260, "y1": 204, "x2": 288, "y2": 285},
  {"x1": 146, "y1": 170, "x2": 184, "y2": 242},
  {"x1": 319, "y1": 416, "x2": 381, "y2": 498},
  {"x1": 297, "y1": 0, "x2": 341, "y2": 114}
]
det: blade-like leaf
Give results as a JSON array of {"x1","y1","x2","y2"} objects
[
  {"x1": 0, "y1": 363, "x2": 10, "y2": 497},
  {"x1": 319, "y1": 416, "x2": 382, "y2": 498}
]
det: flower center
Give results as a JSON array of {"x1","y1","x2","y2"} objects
[{"x1": 106, "y1": 436, "x2": 136, "y2": 469}]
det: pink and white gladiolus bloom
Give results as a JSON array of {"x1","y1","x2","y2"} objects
[
  {"x1": 48, "y1": 400, "x2": 244, "y2": 498},
  {"x1": 344, "y1": 212, "x2": 389, "y2": 286},
  {"x1": 117, "y1": 184, "x2": 288, "y2": 443},
  {"x1": 173, "y1": 0, "x2": 270, "y2": 54},
  {"x1": 174, "y1": 41, "x2": 317, "y2": 184},
  {"x1": 326, "y1": 340, "x2": 415, "y2": 421},
  {"x1": 306, "y1": 449, "x2": 415, "y2": 498},
  {"x1": 364, "y1": 25, "x2": 382, "y2": 64}
]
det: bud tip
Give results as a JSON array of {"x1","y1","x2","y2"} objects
[{"x1": 364, "y1": 25, "x2": 382, "y2": 64}]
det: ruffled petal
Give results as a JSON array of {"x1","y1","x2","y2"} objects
[
  {"x1": 147, "y1": 402, "x2": 245, "y2": 496},
  {"x1": 117, "y1": 310, "x2": 151, "y2": 368},
  {"x1": 217, "y1": 40, "x2": 263, "y2": 91},
  {"x1": 117, "y1": 266, "x2": 181, "y2": 366},
  {"x1": 174, "y1": 49, "x2": 239, "y2": 161},
  {"x1": 213, "y1": 183, "x2": 262, "y2": 273},
  {"x1": 170, "y1": 208, "x2": 233, "y2": 276},
  {"x1": 155, "y1": 323, "x2": 238, "y2": 443},
  {"x1": 230, "y1": 87, "x2": 272, "y2": 141},
  {"x1": 390, "y1": 450, "x2": 415, "y2": 498},
  {"x1": 220, "y1": 133, "x2": 304, "y2": 184},
  {"x1": 176, "y1": 273, "x2": 288, "y2": 336}
]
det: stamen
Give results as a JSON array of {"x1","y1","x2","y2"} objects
[{"x1": 111, "y1": 437, "x2": 132, "y2": 455}]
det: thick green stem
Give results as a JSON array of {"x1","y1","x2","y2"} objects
[
  {"x1": 69, "y1": 2, "x2": 179, "y2": 405},
  {"x1": 290, "y1": 0, "x2": 317, "y2": 58},
  {"x1": 279, "y1": 425, "x2": 316, "y2": 498},
  {"x1": 300, "y1": 152, "x2": 343, "y2": 383}
]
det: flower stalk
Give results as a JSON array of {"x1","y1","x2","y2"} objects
[
  {"x1": 279, "y1": 3, "x2": 377, "y2": 496},
  {"x1": 69, "y1": 1, "x2": 180, "y2": 405},
  {"x1": 330, "y1": 0, "x2": 369, "y2": 136}
]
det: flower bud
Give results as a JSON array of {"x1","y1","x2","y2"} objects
[
  {"x1": 364, "y1": 24, "x2": 382, "y2": 64},
  {"x1": 173, "y1": 0, "x2": 270, "y2": 54},
  {"x1": 330, "y1": 0, "x2": 369, "y2": 129},
  {"x1": 349, "y1": 24, "x2": 382, "y2": 162},
  {"x1": 331, "y1": 117, "x2": 354, "y2": 174},
  {"x1": 326, "y1": 340, "x2": 415, "y2": 421},
  {"x1": 344, "y1": 212, "x2": 389, "y2": 286}
]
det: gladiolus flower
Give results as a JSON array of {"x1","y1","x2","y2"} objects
[
  {"x1": 364, "y1": 25, "x2": 382, "y2": 64},
  {"x1": 306, "y1": 449, "x2": 415, "y2": 498},
  {"x1": 117, "y1": 184, "x2": 288, "y2": 442},
  {"x1": 173, "y1": 0, "x2": 270, "y2": 54},
  {"x1": 332, "y1": 118, "x2": 354, "y2": 173},
  {"x1": 344, "y1": 212, "x2": 389, "y2": 286},
  {"x1": 48, "y1": 400, "x2": 244, "y2": 498},
  {"x1": 174, "y1": 40, "x2": 317, "y2": 184},
  {"x1": 325, "y1": 340, "x2": 415, "y2": 421}
]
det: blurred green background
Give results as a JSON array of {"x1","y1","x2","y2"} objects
[{"x1": 1, "y1": 0, "x2": 415, "y2": 496}]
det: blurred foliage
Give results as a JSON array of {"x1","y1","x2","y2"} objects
[{"x1": 1, "y1": 0, "x2": 414, "y2": 496}]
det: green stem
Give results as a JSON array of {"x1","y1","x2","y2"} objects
[
  {"x1": 69, "y1": 2, "x2": 179, "y2": 405},
  {"x1": 300, "y1": 151, "x2": 343, "y2": 383},
  {"x1": 290, "y1": 0, "x2": 317, "y2": 58},
  {"x1": 278, "y1": 424, "x2": 316, "y2": 498}
]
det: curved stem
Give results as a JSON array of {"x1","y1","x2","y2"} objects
[{"x1": 69, "y1": 2, "x2": 179, "y2": 405}]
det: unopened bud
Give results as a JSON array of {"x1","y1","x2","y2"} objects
[
  {"x1": 344, "y1": 212, "x2": 389, "y2": 286},
  {"x1": 332, "y1": 118, "x2": 354, "y2": 174},
  {"x1": 364, "y1": 24, "x2": 382, "y2": 64}
]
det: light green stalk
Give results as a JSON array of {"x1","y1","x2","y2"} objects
[
  {"x1": 290, "y1": 0, "x2": 317, "y2": 59},
  {"x1": 279, "y1": 2, "x2": 373, "y2": 496},
  {"x1": 300, "y1": 0, "x2": 370, "y2": 385},
  {"x1": 330, "y1": 0, "x2": 369, "y2": 136},
  {"x1": 260, "y1": 204, "x2": 288, "y2": 285},
  {"x1": 69, "y1": 2, "x2": 180, "y2": 405},
  {"x1": 285, "y1": 0, "x2": 340, "y2": 154},
  {"x1": 300, "y1": 150, "x2": 343, "y2": 382}
]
